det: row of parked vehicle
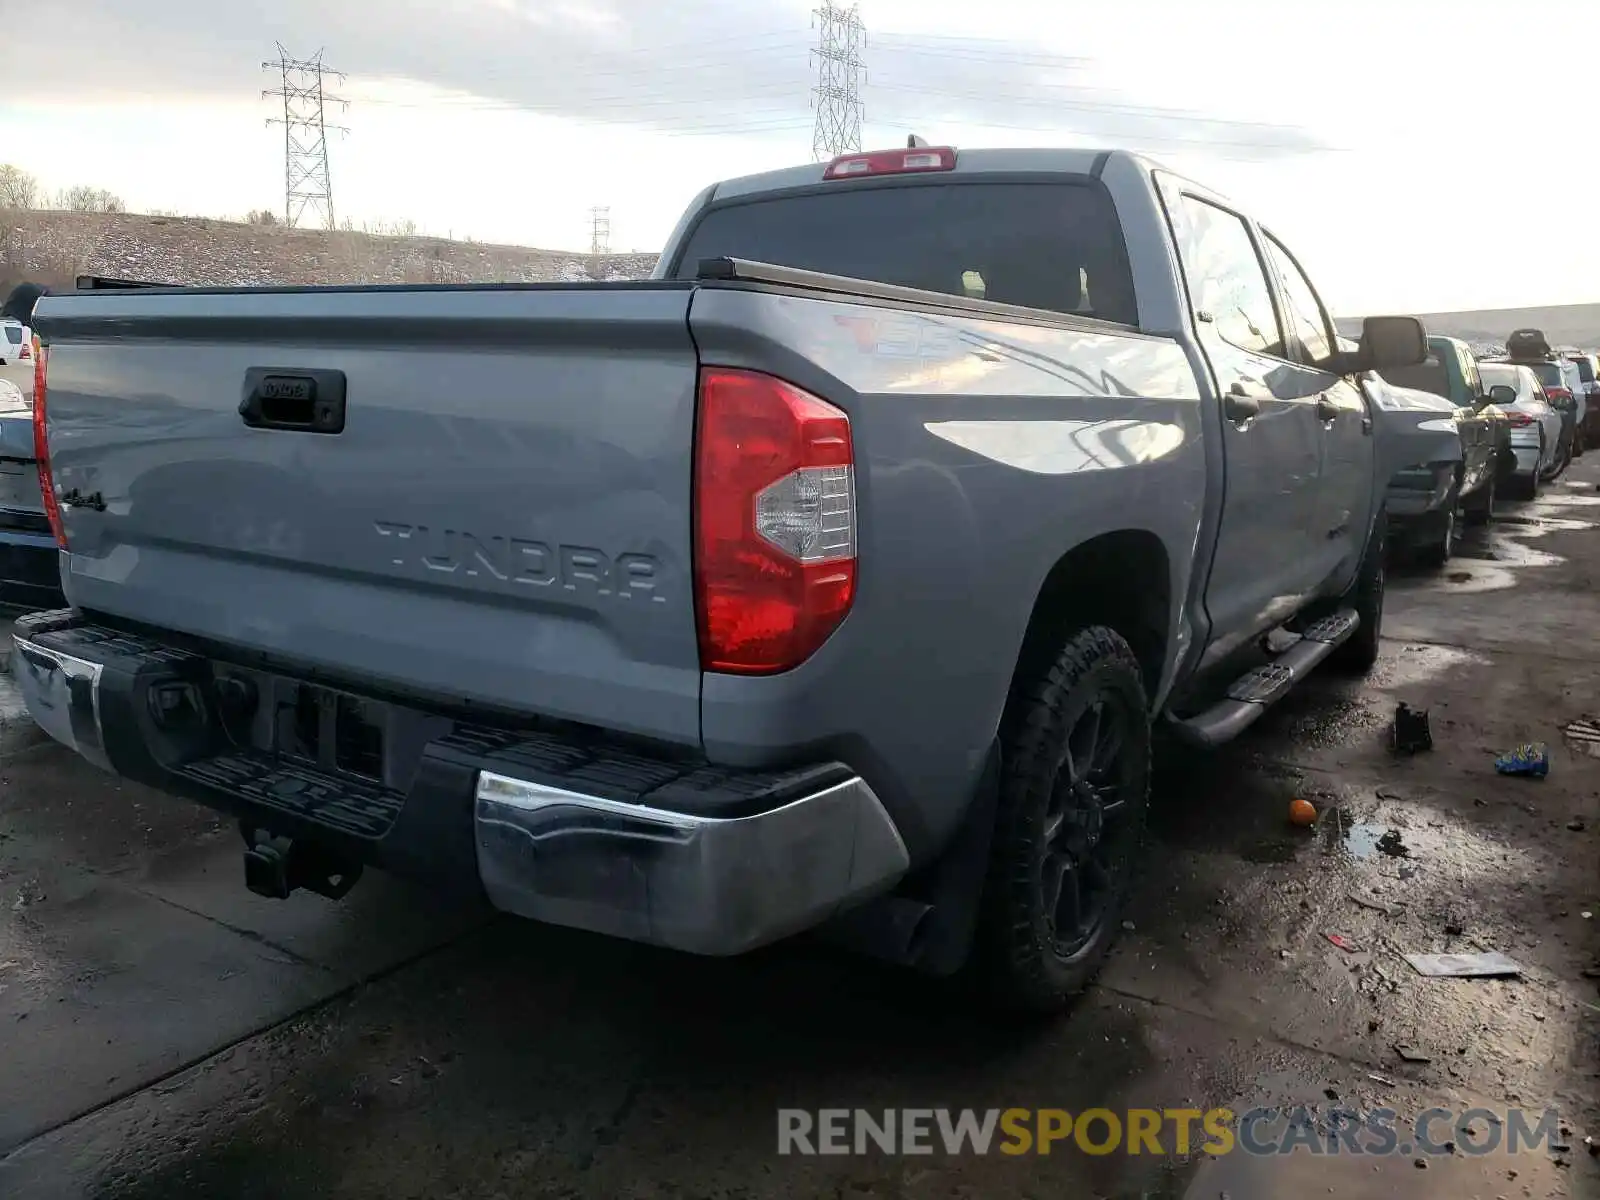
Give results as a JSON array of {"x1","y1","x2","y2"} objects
[{"x1": 1372, "y1": 326, "x2": 1597, "y2": 565}]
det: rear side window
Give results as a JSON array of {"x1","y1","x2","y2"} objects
[
  {"x1": 671, "y1": 180, "x2": 1138, "y2": 325},
  {"x1": 1527, "y1": 362, "x2": 1562, "y2": 388},
  {"x1": 2, "y1": 326, "x2": 20, "y2": 345},
  {"x1": 1572, "y1": 358, "x2": 1596, "y2": 384}
]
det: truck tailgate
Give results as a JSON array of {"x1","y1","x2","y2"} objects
[{"x1": 37, "y1": 285, "x2": 703, "y2": 744}]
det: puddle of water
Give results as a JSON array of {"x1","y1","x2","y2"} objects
[
  {"x1": 1491, "y1": 513, "x2": 1594, "y2": 533},
  {"x1": 1452, "y1": 540, "x2": 1564, "y2": 567},
  {"x1": 1374, "y1": 643, "x2": 1486, "y2": 689},
  {"x1": 1563, "y1": 717, "x2": 1600, "y2": 759},
  {"x1": 1425, "y1": 562, "x2": 1516, "y2": 592},
  {"x1": 1342, "y1": 822, "x2": 1410, "y2": 860}
]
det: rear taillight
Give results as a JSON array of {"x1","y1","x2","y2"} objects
[
  {"x1": 18, "y1": 342, "x2": 29, "y2": 360},
  {"x1": 32, "y1": 344, "x2": 66, "y2": 548},
  {"x1": 693, "y1": 367, "x2": 856, "y2": 674},
  {"x1": 1505, "y1": 411, "x2": 1536, "y2": 427},
  {"x1": 823, "y1": 146, "x2": 956, "y2": 180},
  {"x1": 1547, "y1": 387, "x2": 1573, "y2": 402}
]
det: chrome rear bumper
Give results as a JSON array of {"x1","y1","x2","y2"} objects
[
  {"x1": 475, "y1": 770, "x2": 909, "y2": 956},
  {"x1": 11, "y1": 615, "x2": 911, "y2": 957},
  {"x1": 10, "y1": 635, "x2": 109, "y2": 771}
]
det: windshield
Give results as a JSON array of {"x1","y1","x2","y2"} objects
[{"x1": 670, "y1": 179, "x2": 1138, "y2": 325}]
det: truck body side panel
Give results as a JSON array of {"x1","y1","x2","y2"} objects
[{"x1": 689, "y1": 286, "x2": 1205, "y2": 858}]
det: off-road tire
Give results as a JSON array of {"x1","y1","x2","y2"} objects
[
  {"x1": 1329, "y1": 508, "x2": 1387, "y2": 675},
  {"x1": 974, "y1": 626, "x2": 1151, "y2": 1014}
]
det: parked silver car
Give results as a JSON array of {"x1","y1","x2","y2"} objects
[{"x1": 1477, "y1": 362, "x2": 1564, "y2": 499}]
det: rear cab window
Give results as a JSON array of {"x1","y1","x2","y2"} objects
[
  {"x1": 669, "y1": 178, "x2": 1138, "y2": 326},
  {"x1": 2, "y1": 325, "x2": 20, "y2": 345}
]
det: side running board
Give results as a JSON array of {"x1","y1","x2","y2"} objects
[{"x1": 1168, "y1": 609, "x2": 1360, "y2": 749}]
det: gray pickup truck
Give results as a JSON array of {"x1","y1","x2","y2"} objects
[{"x1": 14, "y1": 146, "x2": 1435, "y2": 1011}]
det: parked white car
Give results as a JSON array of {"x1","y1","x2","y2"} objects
[
  {"x1": 1478, "y1": 362, "x2": 1563, "y2": 499},
  {"x1": 0, "y1": 319, "x2": 30, "y2": 365}
]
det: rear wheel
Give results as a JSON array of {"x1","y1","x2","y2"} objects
[{"x1": 975, "y1": 626, "x2": 1151, "y2": 1014}]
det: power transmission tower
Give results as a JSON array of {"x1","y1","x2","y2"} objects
[
  {"x1": 811, "y1": 1, "x2": 865, "y2": 161},
  {"x1": 589, "y1": 206, "x2": 611, "y2": 256},
  {"x1": 262, "y1": 44, "x2": 349, "y2": 230}
]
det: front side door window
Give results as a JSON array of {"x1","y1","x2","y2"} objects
[{"x1": 1173, "y1": 195, "x2": 1286, "y2": 359}]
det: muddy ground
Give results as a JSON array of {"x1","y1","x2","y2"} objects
[{"x1": 0, "y1": 455, "x2": 1594, "y2": 1199}]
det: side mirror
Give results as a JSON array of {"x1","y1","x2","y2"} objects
[
  {"x1": 1488, "y1": 384, "x2": 1518, "y2": 405},
  {"x1": 1359, "y1": 315, "x2": 1428, "y2": 371}
]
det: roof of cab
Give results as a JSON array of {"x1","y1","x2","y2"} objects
[{"x1": 708, "y1": 146, "x2": 1163, "y2": 202}]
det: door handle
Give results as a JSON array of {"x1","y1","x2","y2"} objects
[
  {"x1": 1224, "y1": 381, "x2": 1262, "y2": 422},
  {"x1": 1316, "y1": 393, "x2": 1340, "y2": 422}
]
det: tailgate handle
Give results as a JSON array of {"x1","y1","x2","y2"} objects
[{"x1": 240, "y1": 368, "x2": 347, "y2": 434}]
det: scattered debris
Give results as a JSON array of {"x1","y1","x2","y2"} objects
[
  {"x1": 1494, "y1": 743, "x2": 1549, "y2": 778},
  {"x1": 1349, "y1": 891, "x2": 1403, "y2": 917},
  {"x1": 1404, "y1": 951, "x2": 1522, "y2": 978},
  {"x1": 1368, "y1": 1072, "x2": 1397, "y2": 1087},
  {"x1": 1392, "y1": 703, "x2": 1433, "y2": 754},
  {"x1": 1394, "y1": 1045, "x2": 1433, "y2": 1063},
  {"x1": 1377, "y1": 829, "x2": 1410, "y2": 858},
  {"x1": 1326, "y1": 934, "x2": 1360, "y2": 953},
  {"x1": 1443, "y1": 921, "x2": 1465, "y2": 937},
  {"x1": 1287, "y1": 798, "x2": 1318, "y2": 827},
  {"x1": 1569, "y1": 819, "x2": 1588, "y2": 832},
  {"x1": 1121, "y1": 920, "x2": 1136, "y2": 932}
]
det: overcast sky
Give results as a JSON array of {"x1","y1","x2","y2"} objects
[{"x1": 5, "y1": 0, "x2": 1599, "y2": 313}]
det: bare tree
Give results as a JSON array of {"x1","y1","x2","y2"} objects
[
  {"x1": 0, "y1": 165, "x2": 39, "y2": 210},
  {"x1": 56, "y1": 185, "x2": 126, "y2": 214},
  {"x1": 246, "y1": 209, "x2": 280, "y2": 226}
]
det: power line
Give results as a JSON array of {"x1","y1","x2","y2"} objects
[
  {"x1": 589, "y1": 206, "x2": 611, "y2": 256},
  {"x1": 811, "y1": 1, "x2": 865, "y2": 160},
  {"x1": 263, "y1": 44, "x2": 348, "y2": 230}
]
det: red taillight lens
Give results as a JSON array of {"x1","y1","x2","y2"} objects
[
  {"x1": 1505, "y1": 411, "x2": 1535, "y2": 427},
  {"x1": 693, "y1": 367, "x2": 856, "y2": 674},
  {"x1": 1547, "y1": 387, "x2": 1573, "y2": 401},
  {"x1": 18, "y1": 343, "x2": 29, "y2": 360},
  {"x1": 32, "y1": 344, "x2": 66, "y2": 549},
  {"x1": 824, "y1": 147, "x2": 956, "y2": 180}
]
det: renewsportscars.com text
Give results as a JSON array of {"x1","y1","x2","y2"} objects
[{"x1": 776, "y1": 1106, "x2": 1563, "y2": 1157}]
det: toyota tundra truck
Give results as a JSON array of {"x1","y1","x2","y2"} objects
[{"x1": 13, "y1": 146, "x2": 1436, "y2": 1011}]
